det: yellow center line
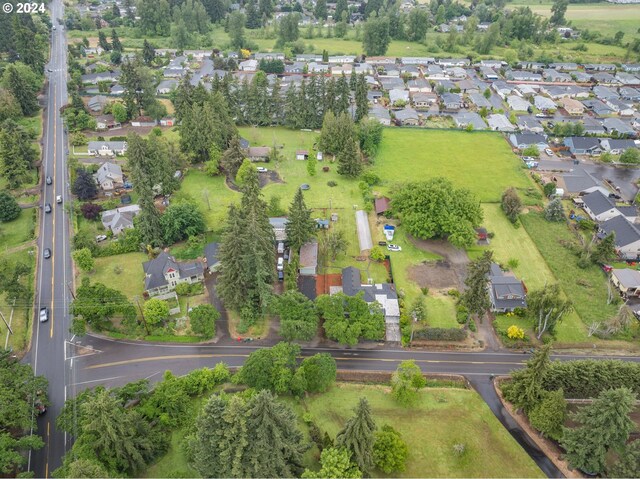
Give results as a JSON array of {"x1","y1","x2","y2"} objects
[{"x1": 85, "y1": 353, "x2": 524, "y2": 370}]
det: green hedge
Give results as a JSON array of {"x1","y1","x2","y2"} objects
[
  {"x1": 542, "y1": 360, "x2": 640, "y2": 399},
  {"x1": 413, "y1": 327, "x2": 467, "y2": 342}
]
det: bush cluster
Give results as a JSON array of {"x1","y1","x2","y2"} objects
[{"x1": 412, "y1": 327, "x2": 467, "y2": 342}]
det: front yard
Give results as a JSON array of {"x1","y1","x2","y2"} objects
[{"x1": 80, "y1": 252, "x2": 148, "y2": 301}]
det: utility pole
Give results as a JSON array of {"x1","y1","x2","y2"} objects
[
  {"x1": 0, "y1": 309, "x2": 14, "y2": 336},
  {"x1": 135, "y1": 297, "x2": 150, "y2": 334},
  {"x1": 66, "y1": 281, "x2": 76, "y2": 300}
]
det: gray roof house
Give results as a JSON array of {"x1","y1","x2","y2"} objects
[
  {"x1": 412, "y1": 92, "x2": 438, "y2": 108},
  {"x1": 87, "y1": 95, "x2": 109, "y2": 112},
  {"x1": 559, "y1": 169, "x2": 608, "y2": 197},
  {"x1": 534, "y1": 95, "x2": 557, "y2": 111},
  {"x1": 204, "y1": 242, "x2": 220, "y2": 272},
  {"x1": 603, "y1": 118, "x2": 636, "y2": 136},
  {"x1": 487, "y1": 114, "x2": 515, "y2": 132},
  {"x1": 454, "y1": 112, "x2": 486, "y2": 130},
  {"x1": 441, "y1": 92, "x2": 462, "y2": 111},
  {"x1": 564, "y1": 137, "x2": 602, "y2": 155},
  {"x1": 389, "y1": 89, "x2": 410, "y2": 105},
  {"x1": 600, "y1": 139, "x2": 637, "y2": 155},
  {"x1": 517, "y1": 116, "x2": 544, "y2": 134},
  {"x1": 95, "y1": 162, "x2": 123, "y2": 191},
  {"x1": 507, "y1": 95, "x2": 531, "y2": 112},
  {"x1": 101, "y1": 204, "x2": 140, "y2": 235},
  {"x1": 269, "y1": 217, "x2": 288, "y2": 241},
  {"x1": 330, "y1": 266, "x2": 401, "y2": 342},
  {"x1": 142, "y1": 251, "x2": 205, "y2": 297},
  {"x1": 611, "y1": 269, "x2": 640, "y2": 298},
  {"x1": 582, "y1": 191, "x2": 620, "y2": 222},
  {"x1": 592, "y1": 85, "x2": 619, "y2": 101},
  {"x1": 394, "y1": 107, "x2": 419, "y2": 125},
  {"x1": 488, "y1": 263, "x2": 527, "y2": 313},
  {"x1": 369, "y1": 105, "x2": 391, "y2": 126},
  {"x1": 582, "y1": 99, "x2": 613, "y2": 117},
  {"x1": 468, "y1": 92, "x2": 492, "y2": 109},
  {"x1": 299, "y1": 242, "x2": 318, "y2": 276},
  {"x1": 599, "y1": 215, "x2": 640, "y2": 260},
  {"x1": 509, "y1": 133, "x2": 547, "y2": 150},
  {"x1": 87, "y1": 141, "x2": 128, "y2": 156}
]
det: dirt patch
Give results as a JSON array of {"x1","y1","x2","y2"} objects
[
  {"x1": 225, "y1": 170, "x2": 283, "y2": 191},
  {"x1": 408, "y1": 260, "x2": 461, "y2": 290},
  {"x1": 85, "y1": 124, "x2": 170, "y2": 137}
]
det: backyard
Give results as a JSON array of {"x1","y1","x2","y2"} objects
[{"x1": 145, "y1": 382, "x2": 544, "y2": 478}]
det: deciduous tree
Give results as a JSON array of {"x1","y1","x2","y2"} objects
[
  {"x1": 0, "y1": 191, "x2": 20, "y2": 222},
  {"x1": 501, "y1": 187, "x2": 522, "y2": 223},
  {"x1": 272, "y1": 290, "x2": 319, "y2": 341},
  {"x1": 189, "y1": 304, "x2": 219, "y2": 338},
  {"x1": 373, "y1": 425, "x2": 408, "y2": 473},
  {"x1": 316, "y1": 293, "x2": 385, "y2": 346},
  {"x1": 391, "y1": 360, "x2": 427, "y2": 407},
  {"x1": 143, "y1": 298, "x2": 170, "y2": 326},
  {"x1": 362, "y1": 16, "x2": 390, "y2": 56},
  {"x1": 528, "y1": 284, "x2": 572, "y2": 338},
  {"x1": 302, "y1": 447, "x2": 362, "y2": 478},
  {"x1": 160, "y1": 200, "x2": 206, "y2": 245},
  {"x1": 296, "y1": 353, "x2": 337, "y2": 393},
  {"x1": 72, "y1": 248, "x2": 95, "y2": 272},
  {"x1": 544, "y1": 198, "x2": 565, "y2": 222}
]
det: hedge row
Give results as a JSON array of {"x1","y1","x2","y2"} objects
[
  {"x1": 413, "y1": 327, "x2": 467, "y2": 342},
  {"x1": 542, "y1": 360, "x2": 640, "y2": 399}
]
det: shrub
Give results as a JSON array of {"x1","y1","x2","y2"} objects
[
  {"x1": 448, "y1": 289, "x2": 460, "y2": 298},
  {"x1": 412, "y1": 327, "x2": 467, "y2": 342},
  {"x1": 421, "y1": 287, "x2": 429, "y2": 295},
  {"x1": 542, "y1": 360, "x2": 640, "y2": 398},
  {"x1": 327, "y1": 181, "x2": 337, "y2": 187},
  {"x1": 80, "y1": 202, "x2": 102, "y2": 220},
  {"x1": 507, "y1": 325, "x2": 525, "y2": 340},
  {"x1": 455, "y1": 305, "x2": 468, "y2": 324},
  {"x1": 322, "y1": 166, "x2": 330, "y2": 172},
  {"x1": 370, "y1": 246, "x2": 386, "y2": 262},
  {"x1": 361, "y1": 171, "x2": 381, "y2": 186}
]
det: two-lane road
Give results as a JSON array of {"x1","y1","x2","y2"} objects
[{"x1": 28, "y1": 0, "x2": 74, "y2": 476}]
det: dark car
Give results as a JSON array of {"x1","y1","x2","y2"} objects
[
  {"x1": 44, "y1": 203, "x2": 52, "y2": 213},
  {"x1": 378, "y1": 241, "x2": 387, "y2": 246},
  {"x1": 43, "y1": 248, "x2": 51, "y2": 259},
  {"x1": 278, "y1": 271, "x2": 284, "y2": 281},
  {"x1": 46, "y1": 176, "x2": 52, "y2": 185}
]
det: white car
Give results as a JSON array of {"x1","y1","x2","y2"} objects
[
  {"x1": 56, "y1": 195, "x2": 62, "y2": 204},
  {"x1": 39, "y1": 307, "x2": 49, "y2": 323},
  {"x1": 277, "y1": 257, "x2": 284, "y2": 271},
  {"x1": 545, "y1": 148, "x2": 554, "y2": 156},
  {"x1": 256, "y1": 167, "x2": 268, "y2": 173},
  {"x1": 387, "y1": 244, "x2": 402, "y2": 252},
  {"x1": 95, "y1": 235, "x2": 107, "y2": 242}
]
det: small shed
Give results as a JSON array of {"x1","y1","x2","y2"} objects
[
  {"x1": 374, "y1": 197, "x2": 391, "y2": 215},
  {"x1": 296, "y1": 150, "x2": 309, "y2": 160},
  {"x1": 299, "y1": 242, "x2": 318, "y2": 276}
]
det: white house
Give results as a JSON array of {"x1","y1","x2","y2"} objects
[
  {"x1": 87, "y1": 141, "x2": 128, "y2": 156},
  {"x1": 95, "y1": 162, "x2": 124, "y2": 191}
]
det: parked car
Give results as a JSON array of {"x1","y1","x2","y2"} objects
[
  {"x1": 283, "y1": 249, "x2": 289, "y2": 260},
  {"x1": 545, "y1": 148, "x2": 553, "y2": 156},
  {"x1": 43, "y1": 248, "x2": 51, "y2": 259},
  {"x1": 39, "y1": 307, "x2": 48, "y2": 323},
  {"x1": 46, "y1": 176, "x2": 52, "y2": 185},
  {"x1": 387, "y1": 244, "x2": 402, "y2": 252},
  {"x1": 256, "y1": 167, "x2": 268, "y2": 173},
  {"x1": 278, "y1": 271, "x2": 284, "y2": 281},
  {"x1": 277, "y1": 257, "x2": 284, "y2": 271},
  {"x1": 56, "y1": 195, "x2": 62, "y2": 204},
  {"x1": 277, "y1": 242, "x2": 284, "y2": 254},
  {"x1": 95, "y1": 234, "x2": 107, "y2": 242},
  {"x1": 44, "y1": 203, "x2": 51, "y2": 214}
]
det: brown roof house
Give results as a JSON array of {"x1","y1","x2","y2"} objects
[{"x1": 374, "y1": 197, "x2": 391, "y2": 215}]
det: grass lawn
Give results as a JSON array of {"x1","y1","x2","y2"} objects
[
  {"x1": 295, "y1": 382, "x2": 544, "y2": 478},
  {"x1": 80, "y1": 252, "x2": 148, "y2": 301},
  {"x1": 520, "y1": 212, "x2": 618, "y2": 333},
  {"x1": 0, "y1": 210, "x2": 35, "y2": 252},
  {"x1": 372, "y1": 129, "x2": 535, "y2": 203},
  {"x1": 0, "y1": 249, "x2": 35, "y2": 352}
]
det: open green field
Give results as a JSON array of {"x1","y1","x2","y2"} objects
[
  {"x1": 0, "y1": 210, "x2": 35, "y2": 253},
  {"x1": 372, "y1": 130, "x2": 534, "y2": 203},
  {"x1": 520, "y1": 212, "x2": 618, "y2": 331},
  {"x1": 80, "y1": 252, "x2": 148, "y2": 301},
  {"x1": 145, "y1": 382, "x2": 543, "y2": 478},
  {"x1": 296, "y1": 383, "x2": 544, "y2": 478},
  {"x1": 514, "y1": 2, "x2": 640, "y2": 37}
]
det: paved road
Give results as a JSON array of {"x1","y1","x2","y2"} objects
[{"x1": 27, "y1": 1, "x2": 74, "y2": 476}]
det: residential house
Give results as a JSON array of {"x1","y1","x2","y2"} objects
[
  {"x1": 603, "y1": 118, "x2": 636, "y2": 137},
  {"x1": 440, "y1": 92, "x2": 462, "y2": 111},
  {"x1": 254, "y1": 52, "x2": 284, "y2": 61},
  {"x1": 379, "y1": 77, "x2": 405, "y2": 90},
  {"x1": 95, "y1": 114, "x2": 120, "y2": 131},
  {"x1": 330, "y1": 266, "x2": 401, "y2": 342},
  {"x1": 203, "y1": 242, "x2": 220, "y2": 273},
  {"x1": 616, "y1": 72, "x2": 640, "y2": 85},
  {"x1": 95, "y1": 162, "x2": 123, "y2": 191},
  {"x1": 516, "y1": 84, "x2": 538, "y2": 98},
  {"x1": 87, "y1": 141, "x2": 128, "y2": 156},
  {"x1": 407, "y1": 78, "x2": 431, "y2": 92},
  {"x1": 87, "y1": 95, "x2": 108, "y2": 112},
  {"x1": 454, "y1": 112, "x2": 486, "y2": 130},
  {"x1": 564, "y1": 137, "x2": 602, "y2": 155},
  {"x1": 599, "y1": 215, "x2": 640, "y2": 260},
  {"x1": 509, "y1": 133, "x2": 547, "y2": 150},
  {"x1": 424, "y1": 64, "x2": 445, "y2": 79},
  {"x1": 559, "y1": 169, "x2": 609, "y2": 197},
  {"x1": 492, "y1": 81, "x2": 514, "y2": 99},
  {"x1": 486, "y1": 114, "x2": 515, "y2": 132},
  {"x1": 544, "y1": 85, "x2": 589, "y2": 99},
  {"x1": 600, "y1": 139, "x2": 637, "y2": 155},
  {"x1": 389, "y1": 89, "x2": 410, "y2": 105},
  {"x1": 331, "y1": 64, "x2": 353, "y2": 76},
  {"x1": 437, "y1": 58, "x2": 470, "y2": 67},
  {"x1": 605, "y1": 98, "x2": 636, "y2": 116},
  {"x1": 160, "y1": 117, "x2": 175, "y2": 127},
  {"x1": 582, "y1": 191, "x2": 620, "y2": 222},
  {"x1": 80, "y1": 71, "x2": 120, "y2": 85},
  {"x1": 582, "y1": 99, "x2": 613, "y2": 117},
  {"x1": 488, "y1": 263, "x2": 527, "y2": 313},
  {"x1": 558, "y1": 97, "x2": 585, "y2": 116},
  {"x1": 394, "y1": 107, "x2": 420, "y2": 126},
  {"x1": 507, "y1": 95, "x2": 531, "y2": 112},
  {"x1": 156, "y1": 79, "x2": 178, "y2": 94},
  {"x1": 367, "y1": 91, "x2": 383, "y2": 103},
  {"x1": 622, "y1": 64, "x2": 640, "y2": 73},
  {"x1": 369, "y1": 105, "x2": 391, "y2": 126},
  {"x1": 592, "y1": 72, "x2": 618, "y2": 84},
  {"x1": 549, "y1": 62, "x2": 578, "y2": 71},
  {"x1": 143, "y1": 251, "x2": 204, "y2": 297},
  {"x1": 284, "y1": 61, "x2": 305, "y2": 74},
  {"x1": 517, "y1": 116, "x2": 544, "y2": 134},
  {"x1": 401, "y1": 57, "x2": 435, "y2": 65},
  {"x1": 543, "y1": 69, "x2": 572, "y2": 82},
  {"x1": 610, "y1": 269, "x2": 640, "y2": 298},
  {"x1": 593, "y1": 85, "x2": 619, "y2": 101},
  {"x1": 239, "y1": 59, "x2": 258, "y2": 71},
  {"x1": 506, "y1": 70, "x2": 542, "y2": 82},
  {"x1": 583, "y1": 117, "x2": 606, "y2": 135},
  {"x1": 468, "y1": 92, "x2": 492, "y2": 109},
  {"x1": 620, "y1": 87, "x2": 640, "y2": 102},
  {"x1": 445, "y1": 67, "x2": 467, "y2": 79},
  {"x1": 534, "y1": 95, "x2": 557, "y2": 112},
  {"x1": 101, "y1": 204, "x2": 140, "y2": 235},
  {"x1": 328, "y1": 55, "x2": 355, "y2": 63},
  {"x1": 480, "y1": 66, "x2": 499, "y2": 80},
  {"x1": 246, "y1": 147, "x2": 271, "y2": 161},
  {"x1": 412, "y1": 92, "x2": 437, "y2": 109},
  {"x1": 584, "y1": 64, "x2": 617, "y2": 72},
  {"x1": 299, "y1": 242, "x2": 318, "y2": 276},
  {"x1": 269, "y1": 217, "x2": 288, "y2": 241}
]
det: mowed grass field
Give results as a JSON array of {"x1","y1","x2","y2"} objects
[
  {"x1": 80, "y1": 252, "x2": 148, "y2": 302},
  {"x1": 372, "y1": 130, "x2": 534, "y2": 203},
  {"x1": 295, "y1": 383, "x2": 544, "y2": 478}
]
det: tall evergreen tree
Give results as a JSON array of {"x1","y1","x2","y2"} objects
[
  {"x1": 2, "y1": 63, "x2": 39, "y2": 116},
  {"x1": 245, "y1": 0, "x2": 261, "y2": 28},
  {"x1": 336, "y1": 398, "x2": 377, "y2": 474},
  {"x1": 220, "y1": 136, "x2": 246, "y2": 178},
  {"x1": 142, "y1": 39, "x2": 156, "y2": 65},
  {"x1": 354, "y1": 73, "x2": 368, "y2": 122},
  {"x1": 217, "y1": 205, "x2": 247, "y2": 310},
  {"x1": 245, "y1": 390, "x2": 307, "y2": 477},
  {"x1": 188, "y1": 395, "x2": 228, "y2": 476},
  {"x1": 97, "y1": 30, "x2": 111, "y2": 52},
  {"x1": 334, "y1": 0, "x2": 348, "y2": 23},
  {"x1": 562, "y1": 387, "x2": 636, "y2": 475},
  {"x1": 0, "y1": 120, "x2": 37, "y2": 188},
  {"x1": 335, "y1": 73, "x2": 351, "y2": 116},
  {"x1": 259, "y1": 0, "x2": 274, "y2": 18},
  {"x1": 337, "y1": 136, "x2": 362, "y2": 178},
  {"x1": 111, "y1": 29, "x2": 123, "y2": 52},
  {"x1": 314, "y1": 0, "x2": 328, "y2": 20},
  {"x1": 460, "y1": 250, "x2": 493, "y2": 325},
  {"x1": 285, "y1": 189, "x2": 316, "y2": 251}
]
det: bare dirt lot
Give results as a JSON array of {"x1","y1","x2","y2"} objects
[{"x1": 407, "y1": 236, "x2": 470, "y2": 291}]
